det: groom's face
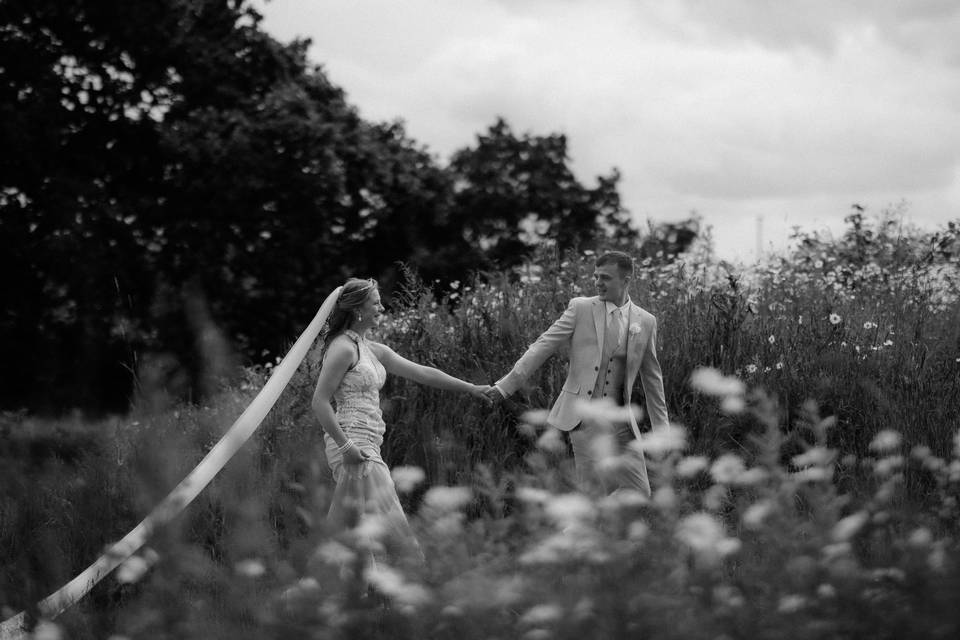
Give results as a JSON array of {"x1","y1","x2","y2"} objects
[{"x1": 594, "y1": 263, "x2": 629, "y2": 303}]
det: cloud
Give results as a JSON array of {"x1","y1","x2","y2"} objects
[{"x1": 255, "y1": 0, "x2": 960, "y2": 260}]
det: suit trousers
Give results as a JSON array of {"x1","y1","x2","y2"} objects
[{"x1": 568, "y1": 418, "x2": 649, "y2": 495}]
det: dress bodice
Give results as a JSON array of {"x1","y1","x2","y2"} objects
[{"x1": 330, "y1": 330, "x2": 387, "y2": 449}]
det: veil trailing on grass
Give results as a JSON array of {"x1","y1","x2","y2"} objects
[{"x1": 0, "y1": 287, "x2": 344, "y2": 639}]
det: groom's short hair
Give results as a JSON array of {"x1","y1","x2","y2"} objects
[{"x1": 596, "y1": 251, "x2": 634, "y2": 277}]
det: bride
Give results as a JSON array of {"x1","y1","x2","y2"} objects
[{"x1": 311, "y1": 278, "x2": 490, "y2": 560}]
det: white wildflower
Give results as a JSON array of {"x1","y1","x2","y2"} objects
[
  {"x1": 733, "y1": 467, "x2": 769, "y2": 486},
  {"x1": 791, "y1": 447, "x2": 835, "y2": 469},
  {"x1": 516, "y1": 487, "x2": 552, "y2": 505},
  {"x1": 573, "y1": 397, "x2": 639, "y2": 424},
  {"x1": 713, "y1": 584, "x2": 745, "y2": 608},
  {"x1": 703, "y1": 484, "x2": 728, "y2": 511},
  {"x1": 910, "y1": 445, "x2": 931, "y2": 460},
  {"x1": 520, "y1": 604, "x2": 563, "y2": 627},
  {"x1": 716, "y1": 537, "x2": 742, "y2": 556},
  {"x1": 710, "y1": 453, "x2": 746, "y2": 484},
  {"x1": 829, "y1": 313, "x2": 842, "y2": 325},
  {"x1": 520, "y1": 530, "x2": 610, "y2": 565},
  {"x1": 391, "y1": 466, "x2": 426, "y2": 493},
  {"x1": 873, "y1": 455, "x2": 904, "y2": 477},
  {"x1": 676, "y1": 512, "x2": 724, "y2": 551},
  {"x1": 315, "y1": 540, "x2": 356, "y2": 565},
  {"x1": 536, "y1": 428, "x2": 568, "y2": 454},
  {"x1": 31, "y1": 621, "x2": 62, "y2": 640},
  {"x1": 831, "y1": 511, "x2": 869, "y2": 542},
  {"x1": 653, "y1": 486, "x2": 677, "y2": 509},
  {"x1": 521, "y1": 409, "x2": 551, "y2": 426},
  {"x1": 364, "y1": 564, "x2": 432, "y2": 607},
  {"x1": 639, "y1": 423, "x2": 687, "y2": 457},
  {"x1": 869, "y1": 430, "x2": 901, "y2": 453},
  {"x1": 689, "y1": 367, "x2": 745, "y2": 397},
  {"x1": 745, "y1": 364, "x2": 758, "y2": 374},
  {"x1": 116, "y1": 555, "x2": 150, "y2": 584},
  {"x1": 423, "y1": 486, "x2": 473, "y2": 511},
  {"x1": 234, "y1": 558, "x2": 266, "y2": 578},
  {"x1": 742, "y1": 500, "x2": 774, "y2": 530},
  {"x1": 676, "y1": 512, "x2": 740, "y2": 562},
  {"x1": 721, "y1": 395, "x2": 746, "y2": 414},
  {"x1": 676, "y1": 455, "x2": 709, "y2": 478},
  {"x1": 792, "y1": 467, "x2": 832, "y2": 483},
  {"x1": 545, "y1": 493, "x2": 596, "y2": 527},
  {"x1": 928, "y1": 543, "x2": 947, "y2": 573},
  {"x1": 353, "y1": 514, "x2": 388, "y2": 549},
  {"x1": 778, "y1": 594, "x2": 808, "y2": 613},
  {"x1": 627, "y1": 520, "x2": 650, "y2": 541}
]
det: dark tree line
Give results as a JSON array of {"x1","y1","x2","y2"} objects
[{"x1": 1, "y1": 0, "x2": 692, "y2": 414}]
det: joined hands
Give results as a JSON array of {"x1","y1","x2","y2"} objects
[{"x1": 469, "y1": 383, "x2": 498, "y2": 406}]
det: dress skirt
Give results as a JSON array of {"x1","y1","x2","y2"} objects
[{"x1": 325, "y1": 437, "x2": 423, "y2": 562}]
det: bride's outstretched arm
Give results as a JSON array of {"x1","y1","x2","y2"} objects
[{"x1": 368, "y1": 341, "x2": 490, "y2": 399}]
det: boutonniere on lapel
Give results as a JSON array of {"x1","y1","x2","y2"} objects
[{"x1": 629, "y1": 323, "x2": 642, "y2": 335}]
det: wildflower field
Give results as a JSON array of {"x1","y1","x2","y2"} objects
[{"x1": 2, "y1": 215, "x2": 960, "y2": 639}]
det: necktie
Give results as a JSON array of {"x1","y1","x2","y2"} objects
[{"x1": 605, "y1": 308, "x2": 621, "y2": 354}]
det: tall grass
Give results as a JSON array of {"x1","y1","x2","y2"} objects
[{"x1": 2, "y1": 217, "x2": 959, "y2": 638}]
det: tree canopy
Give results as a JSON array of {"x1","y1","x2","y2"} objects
[{"x1": 1, "y1": 0, "x2": 643, "y2": 413}]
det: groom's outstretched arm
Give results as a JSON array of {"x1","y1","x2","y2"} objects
[{"x1": 494, "y1": 298, "x2": 579, "y2": 397}]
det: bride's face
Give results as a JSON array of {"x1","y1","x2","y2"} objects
[{"x1": 358, "y1": 289, "x2": 385, "y2": 330}]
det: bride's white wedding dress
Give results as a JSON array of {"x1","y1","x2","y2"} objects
[{"x1": 323, "y1": 330, "x2": 422, "y2": 561}]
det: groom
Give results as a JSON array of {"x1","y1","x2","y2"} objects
[{"x1": 485, "y1": 251, "x2": 669, "y2": 496}]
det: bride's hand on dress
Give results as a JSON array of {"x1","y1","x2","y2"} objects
[{"x1": 342, "y1": 443, "x2": 369, "y2": 466}]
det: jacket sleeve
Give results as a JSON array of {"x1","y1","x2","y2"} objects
[
  {"x1": 496, "y1": 298, "x2": 578, "y2": 397},
  {"x1": 638, "y1": 317, "x2": 670, "y2": 428}
]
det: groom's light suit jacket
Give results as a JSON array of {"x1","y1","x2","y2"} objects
[{"x1": 497, "y1": 295, "x2": 669, "y2": 443}]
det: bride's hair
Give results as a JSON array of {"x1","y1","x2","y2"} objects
[{"x1": 321, "y1": 278, "x2": 378, "y2": 350}]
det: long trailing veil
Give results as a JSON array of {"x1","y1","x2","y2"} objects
[{"x1": 0, "y1": 286, "x2": 344, "y2": 640}]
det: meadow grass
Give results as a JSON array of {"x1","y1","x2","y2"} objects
[{"x1": 2, "y1": 225, "x2": 959, "y2": 638}]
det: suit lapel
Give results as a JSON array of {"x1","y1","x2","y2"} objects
[
  {"x1": 592, "y1": 298, "x2": 605, "y2": 354},
  {"x1": 625, "y1": 303, "x2": 644, "y2": 387}
]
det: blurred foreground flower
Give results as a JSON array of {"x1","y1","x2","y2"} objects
[
  {"x1": 869, "y1": 429, "x2": 902, "y2": 453},
  {"x1": 676, "y1": 512, "x2": 741, "y2": 562},
  {"x1": 792, "y1": 447, "x2": 835, "y2": 469},
  {"x1": 710, "y1": 453, "x2": 746, "y2": 484},
  {"x1": 831, "y1": 511, "x2": 869, "y2": 542},
  {"x1": 365, "y1": 564, "x2": 431, "y2": 608},
  {"x1": 545, "y1": 493, "x2": 596, "y2": 528},
  {"x1": 234, "y1": 558, "x2": 266, "y2": 578},
  {"x1": 573, "y1": 397, "x2": 641, "y2": 425},
  {"x1": 676, "y1": 455, "x2": 709, "y2": 478},
  {"x1": 423, "y1": 486, "x2": 473, "y2": 511},
  {"x1": 637, "y1": 423, "x2": 687, "y2": 458},
  {"x1": 391, "y1": 465, "x2": 426, "y2": 493},
  {"x1": 520, "y1": 603, "x2": 564, "y2": 627},
  {"x1": 689, "y1": 367, "x2": 745, "y2": 397},
  {"x1": 742, "y1": 499, "x2": 775, "y2": 530},
  {"x1": 520, "y1": 529, "x2": 610, "y2": 565},
  {"x1": 536, "y1": 427, "x2": 568, "y2": 454},
  {"x1": 31, "y1": 621, "x2": 62, "y2": 640},
  {"x1": 116, "y1": 547, "x2": 159, "y2": 584}
]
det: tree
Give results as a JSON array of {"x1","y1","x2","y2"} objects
[
  {"x1": 0, "y1": 0, "x2": 311, "y2": 411},
  {"x1": 446, "y1": 118, "x2": 637, "y2": 269}
]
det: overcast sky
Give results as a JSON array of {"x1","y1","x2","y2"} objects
[{"x1": 254, "y1": 0, "x2": 960, "y2": 262}]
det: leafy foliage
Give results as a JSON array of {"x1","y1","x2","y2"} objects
[{"x1": 0, "y1": 1, "x2": 639, "y2": 414}]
